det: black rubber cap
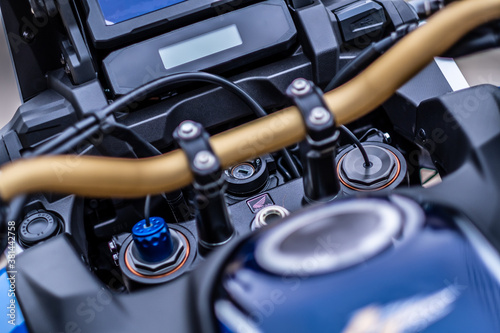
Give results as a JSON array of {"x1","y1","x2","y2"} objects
[
  {"x1": 224, "y1": 158, "x2": 269, "y2": 195},
  {"x1": 19, "y1": 211, "x2": 62, "y2": 247}
]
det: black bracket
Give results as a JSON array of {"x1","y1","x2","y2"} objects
[
  {"x1": 173, "y1": 121, "x2": 234, "y2": 249},
  {"x1": 56, "y1": 0, "x2": 96, "y2": 84},
  {"x1": 286, "y1": 78, "x2": 341, "y2": 202},
  {"x1": 29, "y1": 0, "x2": 58, "y2": 18},
  {"x1": 173, "y1": 121, "x2": 222, "y2": 186},
  {"x1": 286, "y1": 78, "x2": 338, "y2": 143}
]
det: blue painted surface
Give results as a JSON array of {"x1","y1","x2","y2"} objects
[
  {"x1": 0, "y1": 268, "x2": 27, "y2": 333},
  {"x1": 217, "y1": 223, "x2": 500, "y2": 332},
  {"x1": 132, "y1": 217, "x2": 174, "y2": 262},
  {"x1": 97, "y1": 0, "x2": 186, "y2": 25}
]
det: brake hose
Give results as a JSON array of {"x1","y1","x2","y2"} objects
[{"x1": 0, "y1": 0, "x2": 499, "y2": 200}]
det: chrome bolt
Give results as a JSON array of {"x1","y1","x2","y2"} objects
[
  {"x1": 290, "y1": 78, "x2": 311, "y2": 96},
  {"x1": 308, "y1": 107, "x2": 331, "y2": 125},
  {"x1": 383, "y1": 132, "x2": 392, "y2": 143},
  {"x1": 112, "y1": 254, "x2": 119, "y2": 266},
  {"x1": 194, "y1": 151, "x2": 216, "y2": 170},
  {"x1": 178, "y1": 121, "x2": 199, "y2": 139},
  {"x1": 108, "y1": 240, "x2": 117, "y2": 252}
]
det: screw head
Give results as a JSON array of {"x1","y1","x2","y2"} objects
[
  {"x1": 64, "y1": 63, "x2": 71, "y2": 75},
  {"x1": 178, "y1": 121, "x2": 199, "y2": 139},
  {"x1": 383, "y1": 132, "x2": 392, "y2": 143},
  {"x1": 194, "y1": 151, "x2": 216, "y2": 170},
  {"x1": 22, "y1": 29, "x2": 35, "y2": 42},
  {"x1": 290, "y1": 78, "x2": 311, "y2": 96},
  {"x1": 418, "y1": 128, "x2": 427, "y2": 141},
  {"x1": 308, "y1": 107, "x2": 331, "y2": 125}
]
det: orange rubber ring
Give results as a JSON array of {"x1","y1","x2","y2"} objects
[
  {"x1": 125, "y1": 231, "x2": 190, "y2": 279},
  {"x1": 337, "y1": 149, "x2": 401, "y2": 192}
]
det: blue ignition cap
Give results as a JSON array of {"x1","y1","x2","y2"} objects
[{"x1": 132, "y1": 217, "x2": 174, "y2": 262}]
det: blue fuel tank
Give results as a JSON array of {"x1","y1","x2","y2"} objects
[{"x1": 213, "y1": 196, "x2": 500, "y2": 333}]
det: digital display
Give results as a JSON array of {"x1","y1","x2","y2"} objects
[
  {"x1": 158, "y1": 25, "x2": 243, "y2": 70},
  {"x1": 97, "y1": 0, "x2": 186, "y2": 25}
]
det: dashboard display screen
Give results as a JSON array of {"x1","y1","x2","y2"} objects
[
  {"x1": 158, "y1": 25, "x2": 243, "y2": 70},
  {"x1": 97, "y1": 0, "x2": 186, "y2": 25}
]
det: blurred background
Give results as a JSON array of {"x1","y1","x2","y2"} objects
[
  {"x1": 0, "y1": 12, "x2": 21, "y2": 127},
  {"x1": 0, "y1": 11, "x2": 499, "y2": 128}
]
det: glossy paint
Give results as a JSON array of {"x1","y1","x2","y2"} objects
[{"x1": 216, "y1": 205, "x2": 500, "y2": 332}]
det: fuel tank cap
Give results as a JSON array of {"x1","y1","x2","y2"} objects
[{"x1": 255, "y1": 199, "x2": 404, "y2": 276}]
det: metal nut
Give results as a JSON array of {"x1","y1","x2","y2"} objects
[
  {"x1": 128, "y1": 230, "x2": 187, "y2": 275},
  {"x1": 194, "y1": 151, "x2": 216, "y2": 170}
]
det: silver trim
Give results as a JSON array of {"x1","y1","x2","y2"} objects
[
  {"x1": 251, "y1": 205, "x2": 290, "y2": 230},
  {"x1": 434, "y1": 57, "x2": 470, "y2": 92},
  {"x1": 455, "y1": 217, "x2": 500, "y2": 286},
  {"x1": 215, "y1": 300, "x2": 262, "y2": 333}
]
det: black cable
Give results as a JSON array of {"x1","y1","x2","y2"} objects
[
  {"x1": 276, "y1": 157, "x2": 292, "y2": 181},
  {"x1": 48, "y1": 72, "x2": 298, "y2": 178},
  {"x1": 2, "y1": 122, "x2": 102, "y2": 246},
  {"x1": 339, "y1": 125, "x2": 371, "y2": 167},
  {"x1": 280, "y1": 147, "x2": 301, "y2": 179},
  {"x1": 110, "y1": 123, "x2": 192, "y2": 222},
  {"x1": 50, "y1": 124, "x2": 101, "y2": 155},
  {"x1": 100, "y1": 72, "x2": 300, "y2": 178},
  {"x1": 110, "y1": 123, "x2": 162, "y2": 157},
  {"x1": 359, "y1": 128, "x2": 387, "y2": 142},
  {"x1": 3, "y1": 120, "x2": 175, "y2": 250},
  {"x1": 144, "y1": 195, "x2": 151, "y2": 227},
  {"x1": 26, "y1": 117, "x2": 97, "y2": 157},
  {"x1": 325, "y1": 24, "x2": 417, "y2": 92},
  {"x1": 27, "y1": 72, "x2": 270, "y2": 159},
  {"x1": 1, "y1": 124, "x2": 101, "y2": 245},
  {"x1": 101, "y1": 72, "x2": 267, "y2": 118},
  {"x1": 32, "y1": 72, "x2": 298, "y2": 178}
]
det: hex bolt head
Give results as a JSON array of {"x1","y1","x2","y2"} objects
[
  {"x1": 178, "y1": 121, "x2": 200, "y2": 139},
  {"x1": 418, "y1": 128, "x2": 427, "y2": 141},
  {"x1": 290, "y1": 78, "x2": 311, "y2": 96},
  {"x1": 22, "y1": 29, "x2": 35, "y2": 42},
  {"x1": 194, "y1": 151, "x2": 216, "y2": 170},
  {"x1": 308, "y1": 107, "x2": 331, "y2": 125},
  {"x1": 128, "y1": 230, "x2": 188, "y2": 275}
]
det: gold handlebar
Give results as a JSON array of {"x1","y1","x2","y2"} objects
[{"x1": 1, "y1": 0, "x2": 499, "y2": 201}]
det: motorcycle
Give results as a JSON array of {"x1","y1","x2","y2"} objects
[{"x1": 0, "y1": 0, "x2": 500, "y2": 332}]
